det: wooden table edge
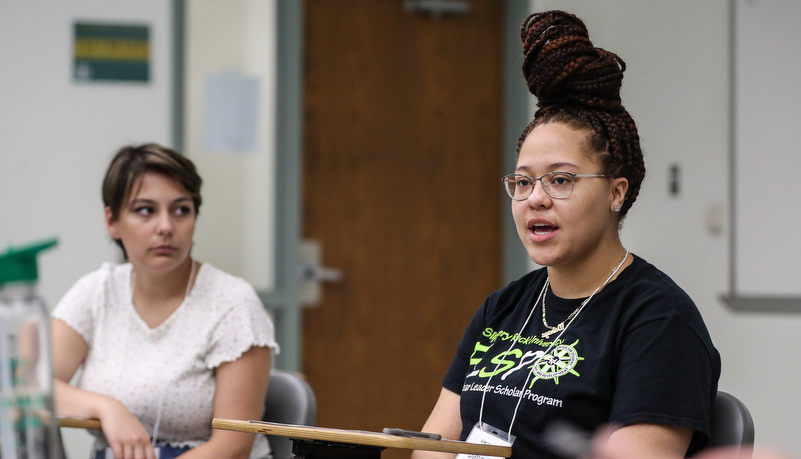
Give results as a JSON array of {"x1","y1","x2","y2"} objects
[
  {"x1": 212, "y1": 418, "x2": 511, "y2": 457},
  {"x1": 57, "y1": 416, "x2": 102, "y2": 430}
]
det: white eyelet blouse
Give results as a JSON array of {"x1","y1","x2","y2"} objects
[{"x1": 53, "y1": 262, "x2": 279, "y2": 458}]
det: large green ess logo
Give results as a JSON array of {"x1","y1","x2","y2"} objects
[{"x1": 467, "y1": 335, "x2": 584, "y2": 387}]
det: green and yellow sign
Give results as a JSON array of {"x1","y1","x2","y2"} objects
[{"x1": 73, "y1": 22, "x2": 150, "y2": 82}]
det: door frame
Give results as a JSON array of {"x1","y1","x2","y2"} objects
[
  {"x1": 174, "y1": 0, "x2": 532, "y2": 371},
  {"x1": 257, "y1": 0, "x2": 305, "y2": 371},
  {"x1": 500, "y1": 0, "x2": 533, "y2": 284}
]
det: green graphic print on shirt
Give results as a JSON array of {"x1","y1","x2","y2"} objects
[{"x1": 466, "y1": 327, "x2": 584, "y2": 389}]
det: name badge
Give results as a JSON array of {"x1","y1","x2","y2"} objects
[{"x1": 455, "y1": 422, "x2": 514, "y2": 459}]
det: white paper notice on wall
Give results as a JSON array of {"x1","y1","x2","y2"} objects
[{"x1": 204, "y1": 72, "x2": 259, "y2": 153}]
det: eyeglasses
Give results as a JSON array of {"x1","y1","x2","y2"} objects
[{"x1": 502, "y1": 172, "x2": 607, "y2": 200}]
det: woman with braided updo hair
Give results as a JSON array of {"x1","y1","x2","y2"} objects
[{"x1": 413, "y1": 11, "x2": 720, "y2": 459}]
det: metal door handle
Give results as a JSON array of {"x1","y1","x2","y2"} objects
[
  {"x1": 298, "y1": 264, "x2": 343, "y2": 283},
  {"x1": 299, "y1": 239, "x2": 343, "y2": 306}
]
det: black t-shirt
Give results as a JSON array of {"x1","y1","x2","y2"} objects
[{"x1": 443, "y1": 255, "x2": 721, "y2": 458}]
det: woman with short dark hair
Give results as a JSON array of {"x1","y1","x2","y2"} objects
[{"x1": 52, "y1": 143, "x2": 278, "y2": 459}]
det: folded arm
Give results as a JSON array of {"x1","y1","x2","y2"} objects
[{"x1": 53, "y1": 318, "x2": 157, "y2": 459}]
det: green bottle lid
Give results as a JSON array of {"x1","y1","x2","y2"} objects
[{"x1": 0, "y1": 238, "x2": 58, "y2": 285}]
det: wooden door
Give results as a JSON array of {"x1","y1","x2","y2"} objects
[{"x1": 301, "y1": 2, "x2": 503, "y2": 455}]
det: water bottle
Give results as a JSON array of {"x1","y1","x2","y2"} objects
[{"x1": 0, "y1": 239, "x2": 59, "y2": 459}]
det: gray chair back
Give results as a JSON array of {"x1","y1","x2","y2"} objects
[
  {"x1": 262, "y1": 370, "x2": 317, "y2": 459},
  {"x1": 708, "y1": 391, "x2": 755, "y2": 450}
]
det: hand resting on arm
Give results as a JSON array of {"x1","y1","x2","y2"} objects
[{"x1": 53, "y1": 318, "x2": 157, "y2": 459}]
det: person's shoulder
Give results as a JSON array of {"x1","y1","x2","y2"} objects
[
  {"x1": 54, "y1": 262, "x2": 130, "y2": 316},
  {"x1": 195, "y1": 262, "x2": 255, "y2": 292},
  {"x1": 620, "y1": 254, "x2": 698, "y2": 316},
  {"x1": 70, "y1": 261, "x2": 130, "y2": 290},
  {"x1": 616, "y1": 254, "x2": 719, "y2": 363},
  {"x1": 192, "y1": 262, "x2": 263, "y2": 311},
  {"x1": 626, "y1": 255, "x2": 689, "y2": 294},
  {"x1": 189, "y1": 263, "x2": 274, "y2": 340}
]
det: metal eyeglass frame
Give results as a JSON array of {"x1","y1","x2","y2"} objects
[{"x1": 502, "y1": 172, "x2": 608, "y2": 200}]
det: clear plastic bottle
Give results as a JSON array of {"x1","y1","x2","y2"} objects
[{"x1": 0, "y1": 239, "x2": 59, "y2": 459}]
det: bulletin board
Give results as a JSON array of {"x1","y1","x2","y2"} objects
[{"x1": 73, "y1": 22, "x2": 150, "y2": 82}]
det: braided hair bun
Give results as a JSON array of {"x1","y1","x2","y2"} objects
[{"x1": 518, "y1": 10, "x2": 645, "y2": 217}]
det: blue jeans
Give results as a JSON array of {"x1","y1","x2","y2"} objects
[{"x1": 95, "y1": 444, "x2": 192, "y2": 459}]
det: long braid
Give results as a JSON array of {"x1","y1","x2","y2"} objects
[{"x1": 518, "y1": 10, "x2": 645, "y2": 217}]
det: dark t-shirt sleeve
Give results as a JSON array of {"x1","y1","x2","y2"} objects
[
  {"x1": 443, "y1": 298, "x2": 489, "y2": 394},
  {"x1": 611, "y1": 316, "x2": 719, "y2": 452}
]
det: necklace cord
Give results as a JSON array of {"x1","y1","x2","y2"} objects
[
  {"x1": 542, "y1": 250, "x2": 629, "y2": 335},
  {"x1": 151, "y1": 258, "x2": 195, "y2": 448},
  {"x1": 129, "y1": 258, "x2": 196, "y2": 449}
]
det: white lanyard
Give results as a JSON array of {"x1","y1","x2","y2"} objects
[
  {"x1": 123, "y1": 260, "x2": 196, "y2": 448},
  {"x1": 476, "y1": 278, "x2": 549, "y2": 441},
  {"x1": 476, "y1": 251, "x2": 629, "y2": 441}
]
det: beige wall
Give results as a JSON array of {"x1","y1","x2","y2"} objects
[
  {"x1": 0, "y1": 0, "x2": 173, "y2": 307},
  {"x1": 0, "y1": 2, "x2": 174, "y2": 457}
]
